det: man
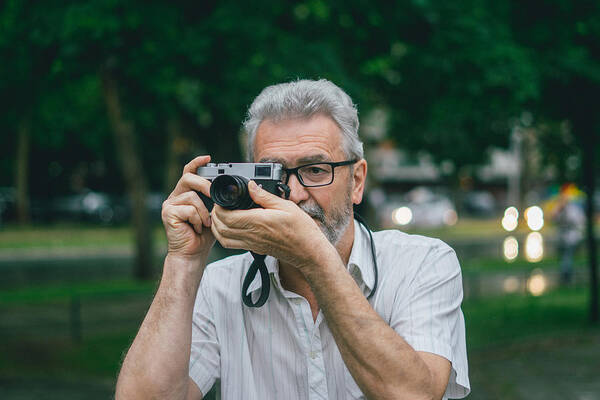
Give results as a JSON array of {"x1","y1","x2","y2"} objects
[
  {"x1": 116, "y1": 79, "x2": 470, "y2": 399},
  {"x1": 551, "y1": 183, "x2": 585, "y2": 284}
]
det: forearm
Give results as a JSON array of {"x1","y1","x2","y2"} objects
[
  {"x1": 116, "y1": 254, "x2": 205, "y2": 400},
  {"x1": 303, "y1": 250, "x2": 435, "y2": 400}
]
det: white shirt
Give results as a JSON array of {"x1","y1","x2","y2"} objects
[{"x1": 190, "y1": 220, "x2": 470, "y2": 399}]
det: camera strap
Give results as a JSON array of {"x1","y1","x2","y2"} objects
[
  {"x1": 241, "y1": 182, "x2": 291, "y2": 308},
  {"x1": 241, "y1": 212, "x2": 379, "y2": 308},
  {"x1": 242, "y1": 252, "x2": 271, "y2": 307}
]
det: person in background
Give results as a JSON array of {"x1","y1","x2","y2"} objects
[{"x1": 551, "y1": 183, "x2": 585, "y2": 284}]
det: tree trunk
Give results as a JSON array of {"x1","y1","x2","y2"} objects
[
  {"x1": 15, "y1": 115, "x2": 31, "y2": 224},
  {"x1": 101, "y1": 69, "x2": 153, "y2": 280},
  {"x1": 165, "y1": 117, "x2": 184, "y2": 194},
  {"x1": 573, "y1": 111, "x2": 599, "y2": 324},
  {"x1": 581, "y1": 129, "x2": 598, "y2": 323}
]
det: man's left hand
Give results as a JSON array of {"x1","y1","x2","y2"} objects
[{"x1": 210, "y1": 180, "x2": 334, "y2": 272}]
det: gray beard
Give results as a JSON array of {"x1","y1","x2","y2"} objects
[{"x1": 299, "y1": 193, "x2": 353, "y2": 245}]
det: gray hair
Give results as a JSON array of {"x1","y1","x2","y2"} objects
[{"x1": 243, "y1": 79, "x2": 363, "y2": 161}]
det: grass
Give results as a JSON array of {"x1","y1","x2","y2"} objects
[
  {"x1": 0, "y1": 223, "x2": 167, "y2": 250},
  {"x1": 461, "y1": 253, "x2": 587, "y2": 273},
  {"x1": 0, "y1": 280, "x2": 156, "y2": 305},
  {"x1": 0, "y1": 218, "x2": 550, "y2": 250},
  {"x1": 1, "y1": 279, "x2": 599, "y2": 399},
  {"x1": 2, "y1": 221, "x2": 598, "y2": 398},
  {"x1": 1, "y1": 280, "x2": 598, "y2": 364},
  {"x1": 401, "y1": 217, "x2": 556, "y2": 241},
  {"x1": 464, "y1": 287, "x2": 597, "y2": 351}
]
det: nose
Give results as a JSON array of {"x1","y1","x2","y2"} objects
[{"x1": 286, "y1": 173, "x2": 309, "y2": 204}]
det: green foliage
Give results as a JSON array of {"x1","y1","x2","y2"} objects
[{"x1": 0, "y1": 0, "x2": 598, "y2": 192}]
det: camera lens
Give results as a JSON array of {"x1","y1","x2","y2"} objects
[
  {"x1": 221, "y1": 184, "x2": 240, "y2": 203},
  {"x1": 210, "y1": 175, "x2": 254, "y2": 210}
]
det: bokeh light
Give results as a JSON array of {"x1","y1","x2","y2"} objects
[
  {"x1": 444, "y1": 209, "x2": 458, "y2": 226},
  {"x1": 524, "y1": 205, "x2": 544, "y2": 231},
  {"x1": 503, "y1": 276, "x2": 520, "y2": 293},
  {"x1": 503, "y1": 236, "x2": 519, "y2": 261},
  {"x1": 525, "y1": 232, "x2": 544, "y2": 262},
  {"x1": 392, "y1": 207, "x2": 413, "y2": 225},
  {"x1": 527, "y1": 269, "x2": 547, "y2": 296},
  {"x1": 505, "y1": 206, "x2": 519, "y2": 219}
]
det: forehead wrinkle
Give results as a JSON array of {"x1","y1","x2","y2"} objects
[
  {"x1": 255, "y1": 139, "x2": 336, "y2": 165},
  {"x1": 253, "y1": 115, "x2": 345, "y2": 164},
  {"x1": 258, "y1": 153, "x2": 331, "y2": 167}
]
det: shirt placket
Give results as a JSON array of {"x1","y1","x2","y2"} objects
[{"x1": 289, "y1": 296, "x2": 329, "y2": 400}]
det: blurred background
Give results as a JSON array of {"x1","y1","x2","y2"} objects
[{"x1": 1, "y1": 1, "x2": 599, "y2": 399}]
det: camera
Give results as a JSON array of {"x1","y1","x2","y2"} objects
[{"x1": 196, "y1": 162, "x2": 289, "y2": 210}]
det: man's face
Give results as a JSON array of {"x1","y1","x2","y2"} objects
[{"x1": 253, "y1": 114, "x2": 365, "y2": 245}]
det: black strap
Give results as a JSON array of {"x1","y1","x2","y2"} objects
[
  {"x1": 241, "y1": 252, "x2": 271, "y2": 307},
  {"x1": 240, "y1": 182, "x2": 290, "y2": 308}
]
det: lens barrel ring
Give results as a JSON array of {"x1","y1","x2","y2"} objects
[{"x1": 210, "y1": 175, "x2": 255, "y2": 210}]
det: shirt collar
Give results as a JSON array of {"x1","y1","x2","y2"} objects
[
  {"x1": 245, "y1": 219, "x2": 375, "y2": 294},
  {"x1": 347, "y1": 219, "x2": 376, "y2": 293}
]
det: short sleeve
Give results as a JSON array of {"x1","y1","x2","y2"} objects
[
  {"x1": 389, "y1": 243, "x2": 470, "y2": 398},
  {"x1": 189, "y1": 272, "x2": 221, "y2": 396}
]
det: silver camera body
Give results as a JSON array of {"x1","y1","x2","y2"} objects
[
  {"x1": 197, "y1": 163, "x2": 284, "y2": 181},
  {"x1": 196, "y1": 162, "x2": 287, "y2": 210}
]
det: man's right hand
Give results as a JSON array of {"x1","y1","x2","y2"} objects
[
  {"x1": 117, "y1": 156, "x2": 213, "y2": 400},
  {"x1": 161, "y1": 155, "x2": 216, "y2": 265}
]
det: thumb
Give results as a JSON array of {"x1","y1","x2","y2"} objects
[{"x1": 248, "y1": 180, "x2": 286, "y2": 209}]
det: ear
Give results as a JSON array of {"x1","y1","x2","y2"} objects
[{"x1": 351, "y1": 159, "x2": 367, "y2": 205}]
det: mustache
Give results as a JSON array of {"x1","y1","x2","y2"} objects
[{"x1": 298, "y1": 202, "x2": 326, "y2": 224}]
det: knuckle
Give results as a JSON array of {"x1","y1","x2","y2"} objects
[
  {"x1": 182, "y1": 172, "x2": 194, "y2": 183},
  {"x1": 218, "y1": 225, "x2": 231, "y2": 237},
  {"x1": 161, "y1": 204, "x2": 172, "y2": 220}
]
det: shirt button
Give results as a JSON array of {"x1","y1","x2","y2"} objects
[{"x1": 310, "y1": 351, "x2": 317, "y2": 359}]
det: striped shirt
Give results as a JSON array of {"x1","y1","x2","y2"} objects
[{"x1": 190, "y1": 220, "x2": 470, "y2": 399}]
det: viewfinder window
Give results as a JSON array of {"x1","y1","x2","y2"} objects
[{"x1": 255, "y1": 165, "x2": 271, "y2": 177}]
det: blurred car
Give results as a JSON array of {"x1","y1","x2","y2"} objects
[
  {"x1": 31, "y1": 190, "x2": 128, "y2": 224},
  {"x1": 34, "y1": 190, "x2": 167, "y2": 225},
  {"x1": 379, "y1": 187, "x2": 458, "y2": 228},
  {"x1": 463, "y1": 190, "x2": 497, "y2": 217},
  {"x1": 53, "y1": 191, "x2": 128, "y2": 224}
]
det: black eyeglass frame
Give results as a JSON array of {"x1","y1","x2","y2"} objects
[{"x1": 282, "y1": 159, "x2": 359, "y2": 188}]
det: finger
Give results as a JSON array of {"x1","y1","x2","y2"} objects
[
  {"x1": 166, "y1": 191, "x2": 211, "y2": 227},
  {"x1": 247, "y1": 180, "x2": 288, "y2": 210},
  {"x1": 210, "y1": 213, "x2": 249, "y2": 249},
  {"x1": 164, "y1": 204, "x2": 204, "y2": 234},
  {"x1": 169, "y1": 172, "x2": 212, "y2": 200},
  {"x1": 212, "y1": 204, "x2": 245, "y2": 229},
  {"x1": 183, "y1": 155, "x2": 211, "y2": 175}
]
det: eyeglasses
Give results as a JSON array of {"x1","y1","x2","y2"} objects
[{"x1": 282, "y1": 159, "x2": 358, "y2": 187}]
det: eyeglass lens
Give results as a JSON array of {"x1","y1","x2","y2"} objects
[
  {"x1": 282, "y1": 163, "x2": 334, "y2": 187},
  {"x1": 298, "y1": 164, "x2": 333, "y2": 186}
]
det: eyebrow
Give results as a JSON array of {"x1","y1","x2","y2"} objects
[{"x1": 258, "y1": 154, "x2": 331, "y2": 166}]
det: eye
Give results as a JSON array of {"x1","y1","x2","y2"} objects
[{"x1": 307, "y1": 166, "x2": 327, "y2": 175}]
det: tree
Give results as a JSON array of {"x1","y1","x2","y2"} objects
[
  {"x1": 0, "y1": 0, "x2": 61, "y2": 223},
  {"x1": 510, "y1": 0, "x2": 599, "y2": 322}
]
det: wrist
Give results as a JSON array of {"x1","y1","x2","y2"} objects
[
  {"x1": 162, "y1": 253, "x2": 206, "y2": 293},
  {"x1": 296, "y1": 239, "x2": 340, "y2": 277}
]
